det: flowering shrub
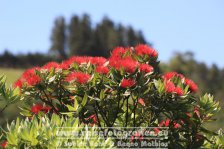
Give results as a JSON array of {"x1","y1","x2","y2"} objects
[{"x1": 0, "y1": 44, "x2": 223, "y2": 148}]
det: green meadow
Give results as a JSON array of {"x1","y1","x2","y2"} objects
[
  {"x1": 0, "y1": 68, "x2": 24, "y2": 85},
  {"x1": 0, "y1": 68, "x2": 24, "y2": 126}
]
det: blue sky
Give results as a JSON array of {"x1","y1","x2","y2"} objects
[{"x1": 0, "y1": 0, "x2": 224, "y2": 67}]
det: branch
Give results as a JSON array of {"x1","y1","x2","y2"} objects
[{"x1": 0, "y1": 104, "x2": 8, "y2": 114}]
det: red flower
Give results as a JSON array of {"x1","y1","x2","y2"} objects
[
  {"x1": 173, "y1": 122, "x2": 181, "y2": 128},
  {"x1": 164, "y1": 81, "x2": 184, "y2": 96},
  {"x1": 1, "y1": 141, "x2": 7, "y2": 148},
  {"x1": 66, "y1": 56, "x2": 106, "y2": 66},
  {"x1": 154, "y1": 128, "x2": 160, "y2": 135},
  {"x1": 14, "y1": 79, "x2": 23, "y2": 89},
  {"x1": 159, "y1": 119, "x2": 181, "y2": 128},
  {"x1": 42, "y1": 106, "x2": 52, "y2": 113},
  {"x1": 186, "y1": 112, "x2": 192, "y2": 117},
  {"x1": 121, "y1": 79, "x2": 136, "y2": 88},
  {"x1": 68, "y1": 56, "x2": 90, "y2": 65},
  {"x1": 138, "y1": 98, "x2": 145, "y2": 106},
  {"x1": 60, "y1": 60, "x2": 71, "y2": 69},
  {"x1": 31, "y1": 104, "x2": 43, "y2": 114},
  {"x1": 163, "y1": 72, "x2": 185, "y2": 81},
  {"x1": 135, "y1": 44, "x2": 158, "y2": 57},
  {"x1": 109, "y1": 57, "x2": 138, "y2": 73},
  {"x1": 185, "y1": 79, "x2": 198, "y2": 93},
  {"x1": 27, "y1": 75, "x2": 41, "y2": 86},
  {"x1": 42, "y1": 62, "x2": 60, "y2": 70},
  {"x1": 96, "y1": 66, "x2": 109, "y2": 74},
  {"x1": 65, "y1": 72, "x2": 91, "y2": 84},
  {"x1": 90, "y1": 57, "x2": 107, "y2": 66},
  {"x1": 175, "y1": 87, "x2": 184, "y2": 96},
  {"x1": 163, "y1": 72, "x2": 178, "y2": 80},
  {"x1": 194, "y1": 107, "x2": 200, "y2": 117},
  {"x1": 111, "y1": 47, "x2": 127, "y2": 58},
  {"x1": 164, "y1": 81, "x2": 176, "y2": 93},
  {"x1": 139, "y1": 64, "x2": 153, "y2": 73},
  {"x1": 31, "y1": 104, "x2": 51, "y2": 114},
  {"x1": 22, "y1": 67, "x2": 41, "y2": 86},
  {"x1": 85, "y1": 114, "x2": 98, "y2": 125},
  {"x1": 159, "y1": 119, "x2": 170, "y2": 127},
  {"x1": 60, "y1": 58, "x2": 77, "y2": 68}
]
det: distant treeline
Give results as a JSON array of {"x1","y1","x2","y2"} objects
[
  {"x1": 0, "y1": 51, "x2": 57, "y2": 68},
  {"x1": 49, "y1": 14, "x2": 148, "y2": 58}
]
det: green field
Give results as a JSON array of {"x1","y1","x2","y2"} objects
[
  {"x1": 0, "y1": 68, "x2": 24, "y2": 85},
  {"x1": 0, "y1": 68, "x2": 24, "y2": 127}
]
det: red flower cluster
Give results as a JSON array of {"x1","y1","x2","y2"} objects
[
  {"x1": 68, "y1": 56, "x2": 107, "y2": 66},
  {"x1": 163, "y1": 72, "x2": 198, "y2": 94},
  {"x1": 135, "y1": 44, "x2": 158, "y2": 57},
  {"x1": 185, "y1": 79, "x2": 198, "y2": 93},
  {"x1": 14, "y1": 79, "x2": 23, "y2": 89},
  {"x1": 96, "y1": 66, "x2": 109, "y2": 74},
  {"x1": 1, "y1": 141, "x2": 7, "y2": 148},
  {"x1": 42, "y1": 62, "x2": 61, "y2": 70},
  {"x1": 111, "y1": 47, "x2": 132, "y2": 58},
  {"x1": 159, "y1": 119, "x2": 181, "y2": 128},
  {"x1": 164, "y1": 81, "x2": 183, "y2": 96},
  {"x1": 90, "y1": 57, "x2": 107, "y2": 66},
  {"x1": 120, "y1": 79, "x2": 136, "y2": 88},
  {"x1": 163, "y1": 72, "x2": 184, "y2": 80},
  {"x1": 154, "y1": 119, "x2": 183, "y2": 134},
  {"x1": 175, "y1": 87, "x2": 184, "y2": 96},
  {"x1": 65, "y1": 72, "x2": 91, "y2": 84},
  {"x1": 109, "y1": 56, "x2": 138, "y2": 73},
  {"x1": 31, "y1": 104, "x2": 51, "y2": 114},
  {"x1": 14, "y1": 67, "x2": 41, "y2": 88},
  {"x1": 109, "y1": 45, "x2": 157, "y2": 74},
  {"x1": 139, "y1": 64, "x2": 153, "y2": 73}
]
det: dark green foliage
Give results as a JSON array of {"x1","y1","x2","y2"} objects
[
  {"x1": 69, "y1": 14, "x2": 93, "y2": 56},
  {"x1": 51, "y1": 14, "x2": 148, "y2": 58},
  {"x1": 0, "y1": 51, "x2": 57, "y2": 68},
  {"x1": 49, "y1": 16, "x2": 67, "y2": 59}
]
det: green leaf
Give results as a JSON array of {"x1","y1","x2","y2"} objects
[
  {"x1": 100, "y1": 90, "x2": 105, "y2": 100},
  {"x1": 66, "y1": 104, "x2": 77, "y2": 112},
  {"x1": 19, "y1": 107, "x2": 32, "y2": 117},
  {"x1": 81, "y1": 94, "x2": 88, "y2": 106},
  {"x1": 74, "y1": 98, "x2": 79, "y2": 110}
]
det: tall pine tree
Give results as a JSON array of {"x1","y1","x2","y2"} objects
[
  {"x1": 69, "y1": 14, "x2": 93, "y2": 56},
  {"x1": 49, "y1": 16, "x2": 67, "y2": 59},
  {"x1": 50, "y1": 14, "x2": 148, "y2": 57}
]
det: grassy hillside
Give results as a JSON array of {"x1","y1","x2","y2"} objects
[
  {"x1": 0, "y1": 68, "x2": 24, "y2": 127},
  {"x1": 0, "y1": 68, "x2": 24, "y2": 85}
]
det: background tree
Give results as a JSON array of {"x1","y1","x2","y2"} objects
[
  {"x1": 93, "y1": 17, "x2": 119, "y2": 57},
  {"x1": 67, "y1": 14, "x2": 148, "y2": 57},
  {"x1": 49, "y1": 16, "x2": 67, "y2": 59},
  {"x1": 69, "y1": 14, "x2": 93, "y2": 56}
]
